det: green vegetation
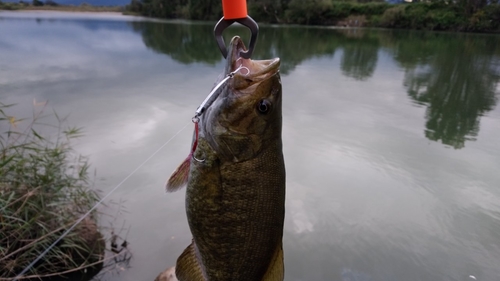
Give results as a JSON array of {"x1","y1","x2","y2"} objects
[
  {"x1": 131, "y1": 23, "x2": 500, "y2": 148},
  {"x1": 32, "y1": 0, "x2": 44, "y2": 6},
  {"x1": 0, "y1": 103, "x2": 104, "y2": 280},
  {"x1": 21, "y1": 4, "x2": 124, "y2": 12},
  {"x1": 371, "y1": 2, "x2": 500, "y2": 31},
  {"x1": 0, "y1": 1, "x2": 27, "y2": 10},
  {"x1": 0, "y1": 1, "x2": 124, "y2": 12},
  {"x1": 126, "y1": 0, "x2": 500, "y2": 32}
]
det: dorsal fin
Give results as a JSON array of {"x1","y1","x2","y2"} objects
[
  {"x1": 175, "y1": 242, "x2": 206, "y2": 281},
  {"x1": 165, "y1": 156, "x2": 190, "y2": 192}
]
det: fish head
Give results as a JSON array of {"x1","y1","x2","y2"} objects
[{"x1": 202, "y1": 36, "x2": 282, "y2": 162}]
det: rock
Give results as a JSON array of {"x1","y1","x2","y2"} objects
[{"x1": 155, "y1": 266, "x2": 179, "y2": 281}]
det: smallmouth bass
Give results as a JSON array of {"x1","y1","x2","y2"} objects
[{"x1": 166, "y1": 36, "x2": 285, "y2": 281}]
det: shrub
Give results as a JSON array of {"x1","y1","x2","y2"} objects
[
  {"x1": 328, "y1": 2, "x2": 353, "y2": 19},
  {"x1": 406, "y1": 4, "x2": 432, "y2": 28},
  {"x1": 351, "y1": 2, "x2": 390, "y2": 15},
  {"x1": 483, "y1": 4, "x2": 500, "y2": 30},
  {"x1": 427, "y1": 9, "x2": 463, "y2": 30},
  {"x1": 248, "y1": 0, "x2": 287, "y2": 23},
  {"x1": 0, "y1": 2, "x2": 22, "y2": 10},
  {"x1": 32, "y1": 0, "x2": 44, "y2": 6},
  {"x1": 285, "y1": 0, "x2": 334, "y2": 25},
  {"x1": 0, "y1": 103, "x2": 104, "y2": 279},
  {"x1": 45, "y1": 0, "x2": 58, "y2": 6},
  {"x1": 379, "y1": 5, "x2": 406, "y2": 27}
]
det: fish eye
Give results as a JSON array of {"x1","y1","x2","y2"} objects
[{"x1": 257, "y1": 100, "x2": 271, "y2": 114}]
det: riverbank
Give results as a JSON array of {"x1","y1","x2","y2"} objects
[
  {"x1": 0, "y1": 103, "x2": 105, "y2": 280},
  {"x1": 127, "y1": 0, "x2": 500, "y2": 33},
  {"x1": 2, "y1": 1, "x2": 498, "y2": 33},
  {"x1": 0, "y1": 2, "x2": 124, "y2": 13}
]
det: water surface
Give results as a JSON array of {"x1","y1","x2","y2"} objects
[{"x1": 1, "y1": 11, "x2": 500, "y2": 281}]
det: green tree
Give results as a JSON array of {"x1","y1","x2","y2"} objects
[
  {"x1": 136, "y1": 0, "x2": 188, "y2": 18},
  {"x1": 248, "y1": 0, "x2": 290, "y2": 23},
  {"x1": 188, "y1": 0, "x2": 221, "y2": 20},
  {"x1": 285, "y1": 0, "x2": 334, "y2": 25},
  {"x1": 457, "y1": 0, "x2": 488, "y2": 16},
  {"x1": 127, "y1": 0, "x2": 143, "y2": 13}
]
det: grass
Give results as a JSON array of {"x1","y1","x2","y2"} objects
[{"x1": 0, "y1": 102, "x2": 105, "y2": 279}]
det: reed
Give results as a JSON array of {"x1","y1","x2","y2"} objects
[{"x1": 0, "y1": 102, "x2": 104, "y2": 280}]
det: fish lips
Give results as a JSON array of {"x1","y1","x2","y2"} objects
[{"x1": 225, "y1": 36, "x2": 280, "y2": 86}]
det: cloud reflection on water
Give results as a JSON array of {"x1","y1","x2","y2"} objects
[{"x1": 1, "y1": 12, "x2": 500, "y2": 281}]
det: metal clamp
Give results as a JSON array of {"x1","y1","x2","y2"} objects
[{"x1": 214, "y1": 16, "x2": 259, "y2": 59}]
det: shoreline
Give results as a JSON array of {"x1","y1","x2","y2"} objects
[
  {"x1": 23, "y1": 5, "x2": 124, "y2": 13},
  {"x1": 0, "y1": 8, "x2": 148, "y2": 21},
  {"x1": 3, "y1": 9, "x2": 123, "y2": 14},
  {"x1": 2, "y1": 4, "x2": 499, "y2": 34}
]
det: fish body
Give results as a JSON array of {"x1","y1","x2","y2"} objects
[{"x1": 167, "y1": 36, "x2": 285, "y2": 281}]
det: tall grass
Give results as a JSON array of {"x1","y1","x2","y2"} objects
[{"x1": 0, "y1": 102, "x2": 104, "y2": 279}]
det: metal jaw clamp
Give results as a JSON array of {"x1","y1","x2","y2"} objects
[{"x1": 214, "y1": 16, "x2": 259, "y2": 59}]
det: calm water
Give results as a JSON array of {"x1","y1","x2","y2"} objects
[{"x1": 1, "y1": 11, "x2": 500, "y2": 281}]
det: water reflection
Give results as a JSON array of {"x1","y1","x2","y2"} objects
[
  {"x1": 384, "y1": 31, "x2": 500, "y2": 149},
  {"x1": 131, "y1": 23, "x2": 500, "y2": 149},
  {"x1": 2, "y1": 13, "x2": 500, "y2": 281},
  {"x1": 130, "y1": 21, "x2": 223, "y2": 65},
  {"x1": 340, "y1": 30, "x2": 379, "y2": 81},
  {"x1": 130, "y1": 22, "x2": 381, "y2": 76}
]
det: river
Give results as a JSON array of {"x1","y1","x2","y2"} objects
[{"x1": 1, "y1": 10, "x2": 500, "y2": 281}]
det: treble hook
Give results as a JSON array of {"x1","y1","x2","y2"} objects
[{"x1": 214, "y1": 16, "x2": 258, "y2": 59}]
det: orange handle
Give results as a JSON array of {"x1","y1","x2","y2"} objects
[{"x1": 222, "y1": 0, "x2": 247, "y2": 20}]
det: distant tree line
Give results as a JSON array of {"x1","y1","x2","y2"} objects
[
  {"x1": 126, "y1": 0, "x2": 500, "y2": 32},
  {"x1": 0, "y1": 0, "x2": 58, "y2": 8}
]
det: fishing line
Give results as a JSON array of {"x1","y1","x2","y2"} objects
[{"x1": 13, "y1": 121, "x2": 190, "y2": 280}]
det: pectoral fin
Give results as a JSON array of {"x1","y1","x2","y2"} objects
[
  {"x1": 165, "y1": 156, "x2": 190, "y2": 192},
  {"x1": 175, "y1": 242, "x2": 206, "y2": 281},
  {"x1": 262, "y1": 243, "x2": 284, "y2": 281}
]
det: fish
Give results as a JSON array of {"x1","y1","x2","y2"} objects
[{"x1": 165, "y1": 36, "x2": 285, "y2": 281}]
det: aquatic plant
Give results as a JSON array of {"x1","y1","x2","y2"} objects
[{"x1": 0, "y1": 102, "x2": 105, "y2": 280}]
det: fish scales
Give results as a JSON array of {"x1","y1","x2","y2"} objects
[
  {"x1": 166, "y1": 36, "x2": 285, "y2": 281},
  {"x1": 188, "y1": 140, "x2": 285, "y2": 280}
]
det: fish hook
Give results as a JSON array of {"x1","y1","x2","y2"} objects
[
  {"x1": 193, "y1": 65, "x2": 250, "y2": 119},
  {"x1": 232, "y1": 62, "x2": 250, "y2": 76},
  {"x1": 193, "y1": 154, "x2": 205, "y2": 163}
]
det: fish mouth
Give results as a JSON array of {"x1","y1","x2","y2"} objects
[{"x1": 226, "y1": 36, "x2": 280, "y2": 81}]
